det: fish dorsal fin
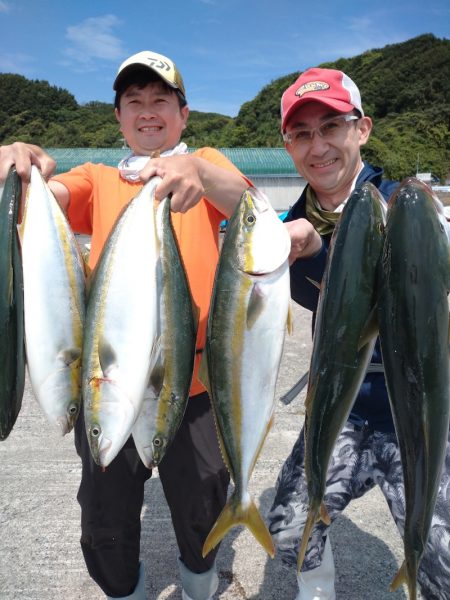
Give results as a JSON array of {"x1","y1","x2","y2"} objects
[
  {"x1": 247, "y1": 284, "x2": 266, "y2": 329},
  {"x1": 98, "y1": 337, "x2": 118, "y2": 378}
]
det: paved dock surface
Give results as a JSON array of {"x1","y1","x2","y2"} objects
[{"x1": 0, "y1": 303, "x2": 420, "y2": 599}]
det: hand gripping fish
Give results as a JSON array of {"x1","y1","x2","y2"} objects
[{"x1": 200, "y1": 187, "x2": 292, "y2": 558}]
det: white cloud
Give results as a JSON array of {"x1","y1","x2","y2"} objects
[
  {"x1": 0, "y1": 52, "x2": 34, "y2": 74},
  {"x1": 0, "y1": 1, "x2": 11, "y2": 13},
  {"x1": 64, "y1": 15, "x2": 126, "y2": 71}
]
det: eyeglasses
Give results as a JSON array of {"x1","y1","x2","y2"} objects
[{"x1": 283, "y1": 114, "x2": 360, "y2": 146}]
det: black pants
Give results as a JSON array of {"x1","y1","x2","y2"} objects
[{"x1": 74, "y1": 392, "x2": 230, "y2": 597}]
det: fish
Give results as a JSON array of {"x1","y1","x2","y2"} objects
[
  {"x1": 297, "y1": 182, "x2": 387, "y2": 572},
  {"x1": 378, "y1": 177, "x2": 450, "y2": 600},
  {"x1": 82, "y1": 177, "x2": 161, "y2": 467},
  {"x1": 0, "y1": 168, "x2": 25, "y2": 440},
  {"x1": 18, "y1": 166, "x2": 85, "y2": 435},
  {"x1": 131, "y1": 195, "x2": 197, "y2": 468},
  {"x1": 200, "y1": 187, "x2": 291, "y2": 558}
]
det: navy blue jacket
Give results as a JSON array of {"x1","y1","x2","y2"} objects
[{"x1": 285, "y1": 162, "x2": 398, "y2": 433}]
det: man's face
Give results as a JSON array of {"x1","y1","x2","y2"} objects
[
  {"x1": 284, "y1": 101, "x2": 372, "y2": 204},
  {"x1": 116, "y1": 81, "x2": 189, "y2": 155}
]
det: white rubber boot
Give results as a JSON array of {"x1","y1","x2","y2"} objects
[
  {"x1": 106, "y1": 562, "x2": 146, "y2": 600},
  {"x1": 296, "y1": 536, "x2": 336, "y2": 600},
  {"x1": 178, "y1": 557, "x2": 218, "y2": 600}
]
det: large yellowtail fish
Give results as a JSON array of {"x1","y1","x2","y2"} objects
[
  {"x1": 18, "y1": 166, "x2": 85, "y2": 434},
  {"x1": 297, "y1": 183, "x2": 386, "y2": 571},
  {"x1": 82, "y1": 177, "x2": 161, "y2": 467},
  {"x1": 378, "y1": 178, "x2": 450, "y2": 600},
  {"x1": 201, "y1": 187, "x2": 291, "y2": 558},
  {"x1": 131, "y1": 195, "x2": 197, "y2": 468},
  {"x1": 0, "y1": 168, "x2": 25, "y2": 439}
]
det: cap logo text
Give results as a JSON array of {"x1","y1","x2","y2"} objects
[
  {"x1": 296, "y1": 81, "x2": 330, "y2": 97},
  {"x1": 146, "y1": 57, "x2": 171, "y2": 72}
]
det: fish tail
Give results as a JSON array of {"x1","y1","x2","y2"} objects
[
  {"x1": 202, "y1": 495, "x2": 275, "y2": 558},
  {"x1": 297, "y1": 506, "x2": 319, "y2": 572},
  {"x1": 389, "y1": 560, "x2": 407, "y2": 592},
  {"x1": 390, "y1": 558, "x2": 418, "y2": 599}
]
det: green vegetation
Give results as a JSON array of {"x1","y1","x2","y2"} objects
[{"x1": 0, "y1": 34, "x2": 448, "y2": 180}]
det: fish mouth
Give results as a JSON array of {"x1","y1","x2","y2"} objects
[
  {"x1": 98, "y1": 438, "x2": 113, "y2": 467},
  {"x1": 56, "y1": 416, "x2": 71, "y2": 436}
]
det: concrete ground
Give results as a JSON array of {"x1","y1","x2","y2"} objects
[{"x1": 0, "y1": 302, "x2": 419, "y2": 600}]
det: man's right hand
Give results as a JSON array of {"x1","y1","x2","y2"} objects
[
  {"x1": 0, "y1": 143, "x2": 56, "y2": 183},
  {"x1": 285, "y1": 218, "x2": 323, "y2": 264}
]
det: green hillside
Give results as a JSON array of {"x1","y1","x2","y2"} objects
[{"x1": 0, "y1": 33, "x2": 448, "y2": 180}]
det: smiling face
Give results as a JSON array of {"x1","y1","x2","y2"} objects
[
  {"x1": 284, "y1": 101, "x2": 372, "y2": 209},
  {"x1": 115, "y1": 80, "x2": 189, "y2": 155}
]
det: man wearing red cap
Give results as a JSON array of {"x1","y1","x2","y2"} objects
[{"x1": 267, "y1": 68, "x2": 450, "y2": 600}]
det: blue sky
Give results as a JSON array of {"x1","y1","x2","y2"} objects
[{"x1": 0, "y1": 0, "x2": 448, "y2": 116}]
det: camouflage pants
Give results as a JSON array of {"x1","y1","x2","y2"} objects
[{"x1": 267, "y1": 422, "x2": 450, "y2": 600}]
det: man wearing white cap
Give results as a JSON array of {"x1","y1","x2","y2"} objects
[
  {"x1": 0, "y1": 51, "x2": 252, "y2": 600},
  {"x1": 267, "y1": 67, "x2": 450, "y2": 600}
]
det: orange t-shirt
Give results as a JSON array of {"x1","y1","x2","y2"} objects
[{"x1": 52, "y1": 147, "x2": 248, "y2": 396}]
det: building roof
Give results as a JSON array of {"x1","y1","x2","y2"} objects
[{"x1": 46, "y1": 147, "x2": 299, "y2": 177}]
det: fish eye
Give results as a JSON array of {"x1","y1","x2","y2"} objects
[
  {"x1": 246, "y1": 214, "x2": 256, "y2": 225},
  {"x1": 69, "y1": 404, "x2": 78, "y2": 415},
  {"x1": 153, "y1": 437, "x2": 162, "y2": 447},
  {"x1": 91, "y1": 426, "x2": 101, "y2": 438}
]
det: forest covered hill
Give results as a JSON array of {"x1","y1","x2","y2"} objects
[{"x1": 0, "y1": 33, "x2": 448, "y2": 180}]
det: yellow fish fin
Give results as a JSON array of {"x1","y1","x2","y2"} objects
[
  {"x1": 389, "y1": 560, "x2": 407, "y2": 592},
  {"x1": 319, "y1": 501, "x2": 331, "y2": 525},
  {"x1": 286, "y1": 302, "x2": 294, "y2": 335},
  {"x1": 202, "y1": 495, "x2": 275, "y2": 559}
]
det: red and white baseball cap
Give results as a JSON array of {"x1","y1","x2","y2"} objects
[{"x1": 281, "y1": 67, "x2": 364, "y2": 132}]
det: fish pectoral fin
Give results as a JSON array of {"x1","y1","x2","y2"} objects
[
  {"x1": 58, "y1": 347, "x2": 82, "y2": 367},
  {"x1": 247, "y1": 284, "x2": 266, "y2": 329},
  {"x1": 98, "y1": 337, "x2": 119, "y2": 378},
  {"x1": 357, "y1": 305, "x2": 379, "y2": 350},
  {"x1": 389, "y1": 560, "x2": 407, "y2": 592},
  {"x1": 148, "y1": 338, "x2": 165, "y2": 396},
  {"x1": 202, "y1": 496, "x2": 275, "y2": 559}
]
